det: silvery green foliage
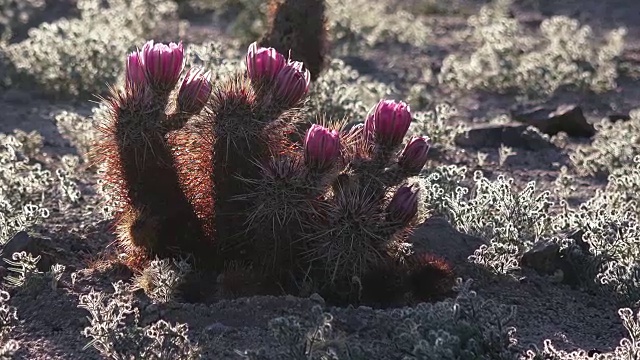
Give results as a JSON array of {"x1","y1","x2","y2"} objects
[
  {"x1": 2, "y1": 251, "x2": 41, "y2": 288},
  {"x1": 54, "y1": 110, "x2": 98, "y2": 163},
  {"x1": 444, "y1": 172, "x2": 553, "y2": 274},
  {"x1": 0, "y1": 289, "x2": 19, "y2": 359},
  {"x1": 554, "y1": 158, "x2": 640, "y2": 304},
  {"x1": 524, "y1": 307, "x2": 640, "y2": 360},
  {"x1": 0, "y1": 0, "x2": 44, "y2": 41},
  {"x1": 305, "y1": 59, "x2": 393, "y2": 125},
  {"x1": 391, "y1": 279, "x2": 519, "y2": 360},
  {"x1": 134, "y1": 258, "x2": 192, "y2": 304},
  {"x1": 417, "y1": 164, "x2": 467, "y2": 218},
  {"x1": 4, "y1": 0, "x2": 176, "y2": 98},
  {"x1": 408, "y1": 103, "x2": 464, "y2": 148},
  {"x1": 439, "y1": 0, "x2": 625, "y2": 98},
  {"x1": 238, "y1": 305, "x2": 341, "y2": 360},
  {"x1": 184, "y1": 41, "x2": 244, "y2": 82},
  {"x1": 78, "y1": 281, "x2": 200, "y2": 360},
  {"x1": 0, "y1": 133, "x2": 51, "y2": 243},
  {"x1": 571, "y1": 109, "x2": 640, "y2": 177},
  {"x1": 326, "y1": 0, "x2": 432, "y2": 53}
]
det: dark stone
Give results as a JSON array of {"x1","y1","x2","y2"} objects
[
  {"x1": 511, "y1": 104, "x2": 595, "y2": 137},
  {"x1": 410, "y1": 216, "x2": 487, "y2": 264},
  {"x1": 0, "y1": 231, "x2": 56, "y2": 272},
  {"x1": 454, "y1": 123, "x2": 555, "y2": 150},
  {"x1": 520, "y1": 240, "x2": 561, "y2": 275}
]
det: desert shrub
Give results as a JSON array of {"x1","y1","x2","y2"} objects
[
  {"x1": 418, "y1": 164, "x2": 467, "y2": 219},
  {"x1": 0, "y1": 132, "x2": 51, "y2": 244},
  {"x1": 525, "y1": 307, "x2": 640, "y2": 359},
  {"x1": 0, "y1": 0, "x2": 44, "y2": 41},
  {"x1": 54, "y1": 110, "x2": 99, "y2": 162},
  {"x1": 241, "y1": 279, "x2": 521, "y2": 359},
  {"x1": 4, "y1": 0, "x2": 177, "y2": 99},
  {"x1": 326, "y1": 0, "x2": 432, "y2": 53},
  {"x1": 440, "y1": 170, "x2": 554, "y2": 274},
  {"x1": 133, "y1": 258, "x2": 192, "y2": 304},
  {"x1": 79, "y1": 281, "x2": 200, "y2": 359},
  {"x1": 237, "y1": 305, "x2": 344, "y2": 360},
  {"x1": 553, "y1": 158, "x2": 640, "y2": 305},
  {"x1": 305, "y1": 58, "x2": 394, "y2": 124},
  {"x1": 182, "y1": 0, "x2": 267, "y2": 43},
  {"x1": 390, "y1": 278, "x2": 519, "y2": 359},
  {"x1": 408, "y1": 103, "x2": 463, "y2": 148},
  {"x1": 439, "y1": 0, "x2": 626, "y2": 99},
  {"x1": 0, "y1": 289, "x2": 18, "y2": 359},
  {"x1": 571, "y1": 109, "x2": 640, "y2": 177}
]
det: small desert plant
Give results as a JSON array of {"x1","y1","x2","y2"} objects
[
  {"x1": 439, "y1": 0, "x2": 626, "y2": 99},
  {"x1": 440, "y1": 170, "x2": 554, "y2": 275},
  {"x1": 0, "y1": 289, "x2": 19, "y2": 359},
  {"x1": 391, "y1": 278, "x2": 520, "y2": 359},
  {"x1": 4, "y1": 0, "x2": 177, "y2": 98},
  {"x1": 79, "y1": 281, "x2": 200, "y2": 359},
  {"x1": 0, "y1": 0, "x2": 44, "y2": 41},
  {"x1": 133, "y1": 257, "x2": 192, "y2": 303},
  {"x1": 237, "y1": 305, "x2": 341, "y2": 359},
  {"x1": 94, "y1": 39, "x2": 449, "y2": 302},
  {"x1": 0, "y1": 132, "x2": 53, "y2": 244},
  {"x1": 326, "y1": 0, "x2": 432, "y2": 53},
  {"x1": 571, "y1": 109, "x2": 640, "y2": 177},
  {"x1": 525, "y1": 307, "x2": 640, "y2": 359}
]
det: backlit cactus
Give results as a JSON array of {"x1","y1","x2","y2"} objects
[{"x1": 94, "y1": 40, "x2": 452, "y2": 304}]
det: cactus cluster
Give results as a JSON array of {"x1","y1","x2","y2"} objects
[{"x1": 93, "y1": 39, "x2": 453, "y2": 304}]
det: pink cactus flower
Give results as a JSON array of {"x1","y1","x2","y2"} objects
[
  {"x1": 398, "y1": 136, "x2": 430, "y2": 173},
  {"x1": 275, "y1": 60, "x2": 311, "y2": 107},
  {"x1": 141, "y1": 40, "x2": 184, "y2": 90},
  {"x1": 125, "y1": 51, "x2": 147, "y2": 89},
  {"x1": 386, "y1": 184, "x2": 420, "y2": 224},
  {"x1": 245, "y1": 42, "x2": 286, "y2": 83},
  {"x1": 178, "y1": 67, "x2": 212, "y2": 114},
  {"x1": 304, "y1": 124, "x2": 341, "y2": 172},
  {"x1": 363, "y1": 100, "x2": 412, "y2": 147}
]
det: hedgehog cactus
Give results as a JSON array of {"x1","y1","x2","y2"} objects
[
  {"x1": 94, "y1": 39, "x2": 450, "y2": 303},
  {"x1": 93, "y1": 41, "x2": 211, "y2": 265}
]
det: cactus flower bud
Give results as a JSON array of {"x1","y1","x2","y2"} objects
[
  {"x1": 141, "y1": 40, "x2": 184, "y2": 90},
  {"x1": 364, "y1": 100, "x2": 412, "y2": 147},
  {"x1": 275, "y1": 60, "x2": 311, "y2": 107},
  {"x1": 386, "y1": 184, "x2": 420, "y2": 224},
  {"x1": 125, "y1": 51, "x2": 147, "y2": 89},
  {"x1": 178, "y1": 67, "x2": 212, "y2": 114},
  {"x1": 398, "y1": 136, "x2": 430, "y2": 173},
  {"x1": 246, "y1": 42, "x2": 286, "y2": 83},
  {"x1": 304, "y1": 124, "x2": 341, "y2": 172}
]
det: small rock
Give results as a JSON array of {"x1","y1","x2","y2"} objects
[
  {"x1": 511, "y1": 104, "x2": 595, "y2": 137},
  {"x1": 410, "y1": 216, "x2": 487, "y2": 264},
  {"x1": 520, "y1": 241, "x2": 561, "y2": 274},
  {"x1": 454, "y1": 123, "x2": 554, "y2": 150},
  {"x1": 0, "y1": 231, "x2": 56, "y2": 272}
]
